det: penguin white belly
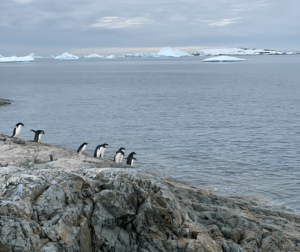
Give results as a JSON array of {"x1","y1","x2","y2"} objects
[
  {"x1": 81, "y1": 145, "x2": 87, "y2": 154},
  {"x1": 96, "y1": 149, "x2": 101, "y2": 158},
  {"x1": 38, "y1": 134, "x2": 41, "y2": 143},
  {"x1": 131, "y1": 159, "x2": 134, "y2": 166},
  {"x1": 119, "y1": 154, "x2": 124, "y2": 164},
  {"x1": 101, "y1": 148, "x2": 106, "y2": 157},
  {"x1": 115, "y1": 153, "x2": 121, "y2": 163},
  {"x1": 15, "y1": 126, "x2": 22, "y2": 137}
]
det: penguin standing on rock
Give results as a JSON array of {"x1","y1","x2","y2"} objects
[
  {"x1": 77, "y1": 143, "x2": 88, "y2": 155},
  {"x1": 126, "y1": 152, "x2": 137, "y2": 166},
  {"x1": 30, "y1": 130, "x2": 45, "y2": 143},
  {"x1": 94, "y1": 145, "x2": 102, "y2": 158},
  {"x1": 114, "y1": 147, "x2": 125, "y2": 163},
  {"x1": 100, "y1": 143, "x2": 108, "y2": 158},
  {"x1": 12, "y1": 123, "x2": 24, "y2": 139}
]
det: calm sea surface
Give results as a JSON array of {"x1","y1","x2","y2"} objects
[{"x1": 1, "y1": 56, "x2": 300, "y2": 212}]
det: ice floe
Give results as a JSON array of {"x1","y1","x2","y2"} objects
[
  {"x1": 0, "y1": 56, "x2": 34, "y2": 63},
  {"x1": 28, "y1": 53, "x2": 43, "y2": 59},
  {"x1": 55, "y1": 52, "x2": 78, "y2": 60},
  {"x1": 202, "y1": 56, "x2": 245, "y2": 62},
  {"x1": 84, "y1": 54, "x2": 103, "y2": 58}
]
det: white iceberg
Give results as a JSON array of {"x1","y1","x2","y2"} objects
[
  {"x1": 28, "y1": 53, "x2": 43, "y2": 59},
  {"x1": 0, "y1": 56, "x2": 34, "y2": 63},
  {"x1": 123, "y1": 52, "x2": 162, "y2": 58},
  {"x1": 55, "y1": 52, "x2": 78, "y2": 60},
  {"x1": 84, "y1": 54, "x2": 103, "y2": 58},
  {"x1": 0, "y1": 55, "x2": 2, "y2": 58},
  {"x1": 157, "y1": 47, "x2": 190, "y2": 57},
  {"x1": 203, "y1": 56, "x2": 245, "y2": 62},
  {"x1": 103, "y1": 55, "x2": 116, "y2": 59},
  {"x1": 123, "y1": 47, "x2": 190, "y2": 58}
]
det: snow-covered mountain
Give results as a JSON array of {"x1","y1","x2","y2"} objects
[{"x1": 194, "y1": 48, "x2": 294, "y2": 56}]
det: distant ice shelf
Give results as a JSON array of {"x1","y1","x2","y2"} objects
[
  {"x1": 104, "y1": 55, "x2": 116, "y2": 59},
  {"x1": 0, "y1": 56, "x2": 34, "y2": 63},
  {"x1": 55, "y1": 52, "x2": 78, "y2": 60},
  {"x1": 202, "y1": 56, "x2": 245, "y2": 62},
  {"x1": 84, "y1": 54, "x2": 103, "y2": 58},
  {"x1": 123, "y1": 47, "x2": 191, "y2": 58},
  {"x1": 195, "y1": 47, "x2": 295, "y2": 56}
]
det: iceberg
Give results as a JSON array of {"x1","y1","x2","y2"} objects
[
  {"x1": 103, "y1": 55, "x2": 116, "y2": 59},
  {"x1": 28, "y1": 53, "x2": 43, "y2": 59},
  {"x1": 0, "y1": 56, "x2": 34, "y2": 63},
  {"x1": 202, "y1": 56, "x2": 245, "y2": 62},
  {"x1": 123, "y1": 53, "x2": 162, "y2": 58},
  {"x1": 123, "y1": 47, "x2": 190, "y2": 58},
  {"x1": 55, "y1": 52, "x2": 78, "y2": 60},
  {"x1": 84, "y1": 54, "x2": 103, "y2": 58},
  {"x1": 157, "y1": 47, "x2": 190, "y2": 57}
]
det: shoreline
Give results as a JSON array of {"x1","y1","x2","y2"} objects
[
  {"x1": 1, "y1": 133, "x2": 300, "y2": 251},
  {"x1": 0, "y1": 98, "x2": 11, "y2": 106}
]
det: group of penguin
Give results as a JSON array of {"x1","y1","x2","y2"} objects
[{"x1": 10, "y1": 122, "x2": 137, "y2": 166}]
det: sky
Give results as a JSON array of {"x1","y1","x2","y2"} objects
[{"x1": 0, "y1": 0, "x2": 299, "y2": 56}]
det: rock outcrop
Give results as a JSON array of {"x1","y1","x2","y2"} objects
[{"x1": 1, "y1": 133, "x2": 300, "y2": 252}]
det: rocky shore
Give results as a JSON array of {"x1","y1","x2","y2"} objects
[
  {"x1": 1, "y1": 133, "x2": 300, "y2": 252},
  {"x1": 0, "y1": 99, "x2": 11, "y2": 106}
]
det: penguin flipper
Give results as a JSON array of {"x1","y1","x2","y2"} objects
[
  {"x1": 31, "y1": 129, "x2": 36, "y2": 133},
  {"x1": 133, "y1": 158, "x2": 137, "y2": 161}
]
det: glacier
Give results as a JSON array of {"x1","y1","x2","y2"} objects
[
  {"x1": 55, "y1": 52, "x2": 78, "y2": 60},
  {"x1": 0, "y1": 56, "x2": 34, "y2": 63},
  {"x1": 84, "y1": 54, "x2": 103, "y2": 58},
  {"x1": 203, "y1": 56, "x2": 245, "y2": 62}
]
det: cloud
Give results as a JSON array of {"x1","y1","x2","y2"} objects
[
  {"x1": 92, "y1": 17, "x2": 153, "y2": 29},
  {"x1": 208, "y1": 18, "x2": 242, "y2": 27}
]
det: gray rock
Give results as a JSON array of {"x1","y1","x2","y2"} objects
[{"x1": 1, "y1": 135, "x2": 300, "y2": 251}]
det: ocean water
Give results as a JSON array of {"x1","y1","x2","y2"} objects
[{"x1": 1, "y1": 56, "x2": 300, "y2": 212}]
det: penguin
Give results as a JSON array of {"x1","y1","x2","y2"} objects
[
  {"x1": 94, "y1": 145, "x2": 102, "y2": 158},
  {"x1": 100, "y1": 143, "x2": 108, "y2": 158},
  {"x1": 77, "y1": 142, "x2": 88, "y2": 155},
  {"x1": 94, "y1": 143, "x2": 109, "y2": 158},
  {"x1": 12, "y1": 123, "x2": 24, "y2": 139},
  {"x1": 114, "y1": 147, "x2": 125, "y2": 163},
  {"x1": 126, "y1": 152, "x2": 137, "y2": 166},
  {"x1": 30, "y1": 130, "x2": 45, "y2": 143}
]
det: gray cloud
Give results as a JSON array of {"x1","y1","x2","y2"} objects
[{"x1": 0, "y1": 0, "x2": 299, "y2": 56}]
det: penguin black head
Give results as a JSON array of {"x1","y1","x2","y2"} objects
[
  {"x1": 119, "y1": 147, "x2": 125, "y2": 151},
  {"x1": 15, "y1": 123, "x2": 24, "y2": 127},
  {"x1": 103, "y1": 143, "x2": 109, "y2": 147},
  {"x1": 40, "y1": 130, "x2": 45, "y2": 134},
  {"x1": 83, "y1": 142, "x2": 88, "y2": 145}
]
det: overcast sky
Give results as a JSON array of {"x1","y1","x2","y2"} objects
[{"x1": 1, "y1": 0, "x2": 299, "y2": 56}]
